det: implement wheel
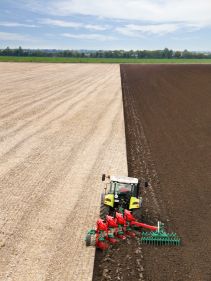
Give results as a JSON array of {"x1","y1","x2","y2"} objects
[{"x1": 86, "y1": 234, "x2": 96, "y2": 247}]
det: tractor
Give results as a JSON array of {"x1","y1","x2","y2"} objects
[
  {"x1": 100, "y1": 174, "x2": 148, "y2": 219},
  {"x1": 85, "y1": 174, "x2": 181, "y2": 249}
]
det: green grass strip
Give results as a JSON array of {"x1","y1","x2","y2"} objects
[{"x1": 1, "y1": 56, "x2": 211, "y2": 64}]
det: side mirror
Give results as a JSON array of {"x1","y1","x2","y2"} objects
[
  {"x1": 144, "y1": 181, "x2": 148, "y2": 187},
  {"x1": 102, "y1": 174, "x2": 106, "y2": 182}
]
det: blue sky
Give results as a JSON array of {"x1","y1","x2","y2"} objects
[{"x1": 0, "y1": 0, "x2": 211, "y2": 50}]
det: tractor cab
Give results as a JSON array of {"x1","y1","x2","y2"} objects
[
  {"x1": 111, "y1": 175, "x2": 137, "y2": 194},
  {"x1": 101, "y1": 175, "x2": 147, "y2": 217},
  {"x1": 110, "y1": 181, "x2": 134, "y2": 194}
]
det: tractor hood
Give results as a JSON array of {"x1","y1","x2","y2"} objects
[{"x1": 110, "y1": 176, "x2": 138, "y2": 184}]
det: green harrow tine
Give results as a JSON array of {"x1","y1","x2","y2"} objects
[{"x1": 140, "y1": 222, "x2": 181, "y2": 246}]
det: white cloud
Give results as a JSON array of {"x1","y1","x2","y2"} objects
[
  {"x1": 43, "y1": 0, "x2": 211, "y2": 26},
  {"x1": 40, "y1": 18, "x2": 109, "y2": 31},
  {"x1": 0, "y1": 32, "x2": 32, "y2": 41},
  {"x1": 83, "y1": 24, "x2": 108, "y2": 31},
  {"x1": 0, "y1": 21, "x2": 37, "y2": 27},
  {"x1": 40, "y1": 19, "x2": 81, "y2": 28},
  {"x1": 62, "y1": 33, "x2": 115, "y2": 41},
  {"x1": 116, "y1": 22, "x2": 208, "y2": 37},
  {"x1": 18, "y1": 0, "x2": 211, "y2": 40},
  {"x1": 117, "y1": 23, "x2": 181, "y2": 37},
  {"x1": 6, "y1": 0, "x2": 211, "y2": 47}
]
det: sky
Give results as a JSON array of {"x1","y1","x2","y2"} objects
[{"x1": 0, "y1": 0, "x2": 211, "y2": 51}]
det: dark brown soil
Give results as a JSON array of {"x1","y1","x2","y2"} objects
[{"x1": 93, "y1": 65, "x2": 211, "y2": 281}]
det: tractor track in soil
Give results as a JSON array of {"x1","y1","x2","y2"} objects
[{"x1": 93, "y1": 64, "x2": 211, "y2": 281}]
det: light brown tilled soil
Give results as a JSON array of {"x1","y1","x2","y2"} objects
[{"x1": 0, "y1": 63, "x2": 128, "y2": 281}]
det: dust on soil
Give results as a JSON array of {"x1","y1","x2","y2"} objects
[{"x1": 93, "y1": 65, "x2": 211, "y2": 281}]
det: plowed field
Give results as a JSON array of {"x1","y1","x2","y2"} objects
[
  {"x1": 122, "y1": 64, "x2": 211, "y2": 281},
  {"x1": 93, "y1": 65, "x2": 211, "y2": 281},
  {"x1": 1, "y1": 63, "x2": 210, "y2": 281},
  {"x1": 0, "y1": 63, "x2": 127, "y2": 281}
]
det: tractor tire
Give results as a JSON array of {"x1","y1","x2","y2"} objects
[
  {"x1": 100, "y1": 202, "x2": 110, "y2": 219},
  {"x1": 132, "y1": 208, "x2": 142, "y2": 220},
  {"x1": 86, "y1": 234, "x2": 96, "y2": 247}
]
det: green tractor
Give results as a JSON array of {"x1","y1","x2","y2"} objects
[{"x1": 100, "y1": 174, "x2": 148, "y2": 219}]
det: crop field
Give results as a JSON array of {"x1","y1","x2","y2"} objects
[
  {"x1": 1, "y1": 56, "x2": 211, "y2": 64},
  {"x1": 94, "y1": 64, "x2": 211, "y2": 281},
  {"x1": 0, "y1": 63, "x2": 127, "y2": 281},
  {"x1": 0, "y1": 63, "x2": 210, "y2": 281}
]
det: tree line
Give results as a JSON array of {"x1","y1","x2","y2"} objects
[{"x1": 0, "y1": 46, "x2": 210, "y2": 59}]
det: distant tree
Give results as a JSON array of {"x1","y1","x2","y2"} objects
[
  {"x1": 16, "y1": 46, "x2": 24, "y2": 56},
  {"x1": 174, "y1": 51, "x2": 182, "y2": 58},
  {"x1": 162, "y1": 48, "x2": 173, "y2": 58},
  {"x1": 3, "y1": 46, "x2": 11, "y2": 55},
  {"x1": 0, "y1": 46, "x2": 210, "y2": 59},
  {"x1": 182, "y1": 49, "x2": 192, "y2": 58}
]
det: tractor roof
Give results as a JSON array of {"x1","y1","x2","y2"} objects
[{"x1": 110, "y1": 176, "x2": 138, "y2": 184}]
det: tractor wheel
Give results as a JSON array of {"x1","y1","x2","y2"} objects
[
  {"x1": 86, "y1": 234, "x2": 96, "y2": 247},
  {"x1": 100, "y1": 202, "x2": 110, "y2": 219},
  {"x1": 132, "y1": 208, "x2": 142, "y2": 220}
]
